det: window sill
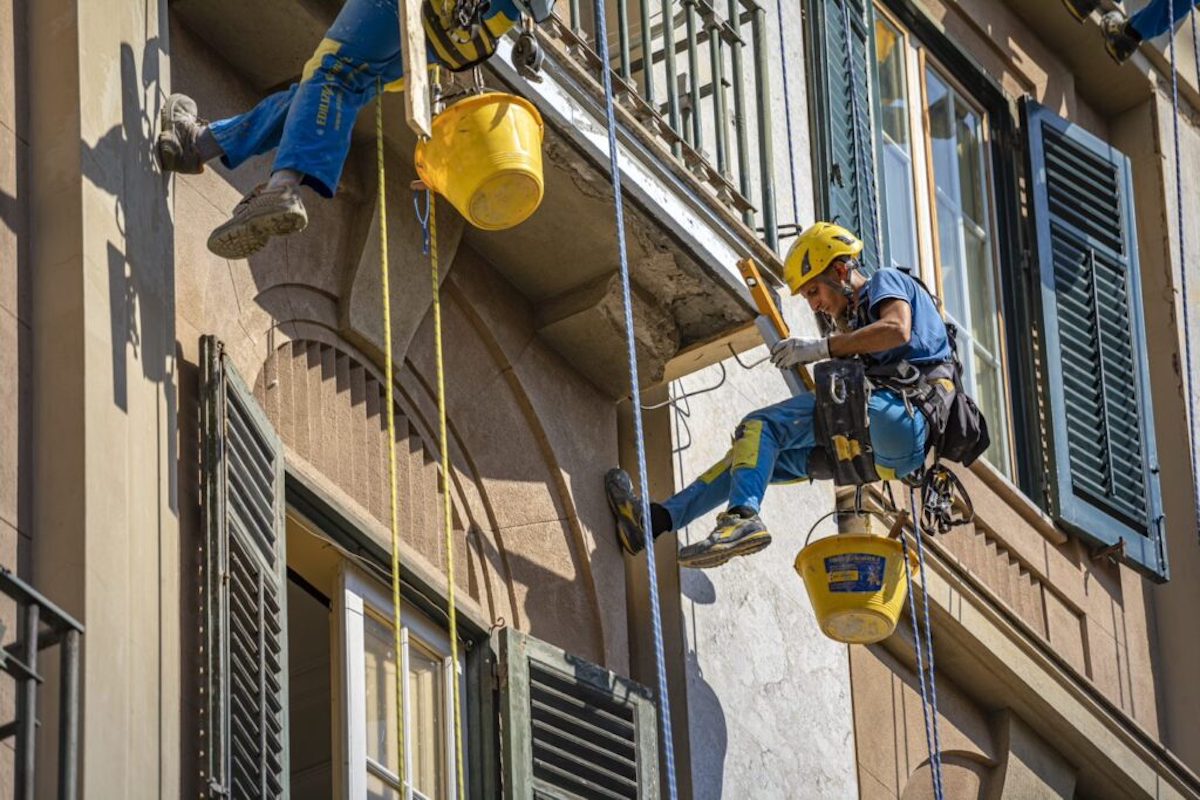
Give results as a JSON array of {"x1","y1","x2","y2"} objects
[{"x1": 968, "y1": 458, "x2": 1068, "y2": 546}]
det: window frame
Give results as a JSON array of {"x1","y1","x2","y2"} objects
[
  {"x1": 285, "y1": 475, "x2": 498, "y2": 800},
  {"x1": 870, "y1": 0, "x2": 1039, "y2": 500},
  {"x1": 339, "y1": 564, "x2": 466, "y2": 800}
]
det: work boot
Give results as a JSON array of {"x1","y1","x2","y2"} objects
[
  {"x1": 1059, "y1": 0, "x2": 1098, "y2": 23},
  {"x1": 1101, "y1": 11, "x2": 1141, "y2": 64},
  {"x1": 207, "y1": 183, "x2": 308, "y2": 260},
  {"x1": 605, "y1": 468, "x2": 647, "y2": 555},
  {"x1": 677, "y1": 507, "x2": 771, "y2": 569},
  {"x1": 156, "y1": 93, "x2": 208, "y2": 175}
]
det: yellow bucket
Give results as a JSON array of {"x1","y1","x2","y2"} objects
[
  {"x1": 794, "y1": 534, "x2": 917, "y2": 644},
  {"x1": 414, "y1": 93, "x2": 545, "y2": 231}
]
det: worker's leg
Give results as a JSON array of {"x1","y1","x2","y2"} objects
[
  {"x1": 206, "y1": 87, "x2": 298, "y2": 174},
  {"x1": 674, "y1": 395, "x2": 816, "y2": 568},
  {"x1": 1127, "y1": 0, "x2": 1198, "y2": 40},
  {"x1": 270, "y1": 0, "x2": 409, "y2": 198},
  {"x1": 868, "y1": 389, "x2": 929, "y2": 480}
]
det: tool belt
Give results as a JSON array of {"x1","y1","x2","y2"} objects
[{"x1": 809, "y1": 354, "x2": 989, "y2": 486}]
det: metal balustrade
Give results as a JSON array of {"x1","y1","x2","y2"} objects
[
  {"x1": 547, "y1": 0, "x2": 779, "y2": 250},
  {"x1": 0, "y1": 568, "x2": 83, "y2": 800}
]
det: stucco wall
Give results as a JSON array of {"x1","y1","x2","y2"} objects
[{"x1": 0, "y1": 0, "x2": 26, "y2": 792}]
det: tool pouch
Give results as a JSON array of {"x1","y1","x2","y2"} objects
[{"x1": 813, "y1": 359, "x2": 879, "y2": 486}]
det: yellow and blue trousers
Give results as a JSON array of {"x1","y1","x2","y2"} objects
[
  {"x1": 659, "y1": 389, "x2": 927, "y2": 530},
  {"x1": 208, "y1": 0, "x2": 519, "y2": 197}
]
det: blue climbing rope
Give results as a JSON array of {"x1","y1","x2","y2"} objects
[
  {"x1": 901, "y1": 489, "x2": 944, "y2": 800},
  {"x1": 1168, "y1": 0, "x2": 1200, "y2": 544},
  {"x1": 840, "y1": 0, "x2": 883, "y2": 271},
  {"x1": 591, "y1": 0, "x2": 679, "y2": 795},
  {"x1": 774, "y1": 0, "x2": 800, "y2": 233}
]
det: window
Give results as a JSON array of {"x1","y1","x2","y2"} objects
[
  {"x1": 868, "y1": 5, "x2": 1015, "y2": 479},
  {"x1": 804, "y1": 2, "x2": 1167, "y2": 576},
  {"x1": 340, "y1": 566, "x2": 464, "y2": 800}
]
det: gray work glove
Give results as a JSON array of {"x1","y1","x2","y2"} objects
[{"x1": 769, "y1": 336, "x2": 830, "y2": 369}]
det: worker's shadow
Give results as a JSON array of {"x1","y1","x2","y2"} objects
[
  {"x1": 679, "y1": 570, "x2": 727, "y2": 800},
  {"x1": 79, "y1": 37, "x2": 179, "y2": 515}
]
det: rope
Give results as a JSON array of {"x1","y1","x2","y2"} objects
[
  {"x1": 375, "y1": 81, "x2": 408, "y2": 793},
  {"x1": 900, "y1": 487, "x2": 944, "y2": 799},
  {"x1": 426, "y1": 190, "x2": 468, "y2": 799},
  {"x1": 591, "y1": 0, "x2": 679, "y2": 795},
  {"x1": 840, "y1": 0, "x2": 882, "y2": 270},
  {"x1": 1168, "y1": 0, "x2": 1200, "y2": 544},
  {"x1": 774, "y1": 0, "x2": 800, "y2": 233}
]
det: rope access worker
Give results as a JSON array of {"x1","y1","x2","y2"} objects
[
  {"x1": 156, "y1": 0, "x2": 552, "y2": 259},
  {"x1": 605, "y1": 222, "x2": 966, "y2": 569},
  {"x1": 1061, "y1": 0, "x2": 1199, "y2": 62}
]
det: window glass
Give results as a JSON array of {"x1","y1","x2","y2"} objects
[
  {"x1": 364, "y1": 613, "x2": 448, "y2": 799},
  {"x1": 875, "y1": 16, "x2": 919, "y2": 272},
  {"x1": 924, "y1": 64, "x2": 1012, "y2": 477}
]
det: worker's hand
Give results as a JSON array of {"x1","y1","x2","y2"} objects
[{"x1": 770, "y1": 336, "x2": 829, "y2": 369}]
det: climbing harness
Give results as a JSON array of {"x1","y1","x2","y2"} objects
[
  {"x1": 1169, "y1": 0, "x2": 1200, "y2": 542},
  {"x1": 900, "y1": 485, "x2": 945, "y2": 799},
  {"x1": 375, "y1": 82, "x2": 410, "y2": 793},
  {"x1": 592, "y1": 0, "x2": 678, "y2": 794}
]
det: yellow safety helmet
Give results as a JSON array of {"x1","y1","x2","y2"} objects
[{"x1": 783, "y1": 222, "x2": 864, "y2": 294}]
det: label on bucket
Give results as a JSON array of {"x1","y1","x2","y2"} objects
[{"x1": 824, "y1": 553, "x2": 886, "y2": 593}]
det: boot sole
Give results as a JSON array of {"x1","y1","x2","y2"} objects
[
  {"x1": 157, "y1": 95, "x2": 205, "y2": 175},
  {"x1": 604, "y1": 469, "x2": 646, "y2": 555},
  {"x1": 678, "y1": 531, "x2": 772, "y2": 569},
  {"x1": 208, "y1": 208, "x2": 308, "y2": 260}
]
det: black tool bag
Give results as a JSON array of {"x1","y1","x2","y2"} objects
[
  {"x1": 934, "y1": 321, "x2": 990, "y2": 466},
  {"x1": 812, "y1": 359, "x2": 880, "y2": 486}
]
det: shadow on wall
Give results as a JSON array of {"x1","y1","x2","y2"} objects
[
  {"x1": 680, "y1": 570, "x2": 727, "y2": 800},
  {"x1": 79, "y1": 38, "x2": 179, "y2": 515}
]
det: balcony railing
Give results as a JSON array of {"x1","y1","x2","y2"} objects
[
  {"x1": 0, "y1": 568, "x2": 83, "y2": 800},
  {"x1": 548, "y1": 0, "x2": 779, "y2": 250}
]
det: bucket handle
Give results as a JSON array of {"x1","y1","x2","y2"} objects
[{"x1": 803, "y1": 508, "x2": 912, "y2": 547}]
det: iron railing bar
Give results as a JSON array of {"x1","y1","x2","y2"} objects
[
  {"x1": 708, "y1": 19, "x2": 728, "y2": 177},
  {"x1": 726, "y1": 0, "x2": 752, "y2": 224},
  {"x1": 638, "y1": 0, "x2": 655, "y2": 103},
  {"x1": 661, "y1": 0, "x2": 682, "y2": 152},
  {"x1": 750, "y1": 4, "x2": 776, "y2": 250},
  {"x1": 617, "y1": 0, "x2": 632, "y2": 80},
  {"x1": 58, "y1": 629, "x2": 80, "y2": 800},
  {"x1": 570, "y1": 0, "x2": 582, "y2": 34},
  {"x1": 17, "y1": 602, "x2": 39, "y2": 800},
  {"x1": 683, "y1": 0, "x2": 704, "y2": 150}
]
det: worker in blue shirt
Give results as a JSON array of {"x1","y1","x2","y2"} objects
[
  {"x1": 1061, "y1": 0, "x2": 1199, "y2": 62},
  {"x1": 156, "y1": 0, "x2": 550, "y2": 259},
  {"x1": 605, "y1": 222, "x2": 953, "y2": 569}
]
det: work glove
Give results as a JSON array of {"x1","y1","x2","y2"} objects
[{"x1": 770, "y1": 336, "x2": 830, "y2": 369}]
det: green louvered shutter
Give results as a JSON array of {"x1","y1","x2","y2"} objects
[
  {"x1": 200, "y1": 336, "x2": 292, "y2": 796},
  {"x1": 805, "y1": 0, "x2": 881, "y2": 272},
  {"x1": 1023, "y1": 100, "x2": 1167, "y2": 580},
  {"x1": 500, "y1": 628, "x2": 660, "y2": 799}
]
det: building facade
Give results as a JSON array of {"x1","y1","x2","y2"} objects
[{"x1": 2, "y1": 0, "x2": 1200, "y2": 797}]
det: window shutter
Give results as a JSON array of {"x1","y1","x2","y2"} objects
[
  {"x1": 200, "y1": 335, "x2": 291, "y2": 796},
  {"x1": 806, "y1": 0, "x2": 880, "y2": 272},
  {"x1": 500, "y1": 628, "x2": 660, "y2": 799},
  {"x1": 1023, "y1": 100, "x2": 1167, "y2": 580}
]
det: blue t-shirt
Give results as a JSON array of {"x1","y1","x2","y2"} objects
[{"x1": 856, "y1": 269, "x2": 951, "y2": 365}]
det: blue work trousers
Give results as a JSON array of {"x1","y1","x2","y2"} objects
[
  {"x1": 1130, "y1": 0, "x2": 1199, "y2": 39},
  {"x1": 209, "y1": 0, "x2": 416, "y2": 197},
  {"x1": 660, "y1": 389, "x2": 927, "y2": 530}
]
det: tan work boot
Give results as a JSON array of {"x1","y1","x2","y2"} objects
[
  {"x1": 207, "y1": 184, "x2": 308, "y2": 260},
  {"x1": 157, "y1": 94, "x2": 208, "y2": 175}
]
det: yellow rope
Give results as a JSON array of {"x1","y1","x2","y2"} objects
[
  {"x1": 375, "y1": 80, "x2": 408, "y2": 793},
  {"x1": 429, "y1": 190, "x2": 467, "y2": 799}
]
